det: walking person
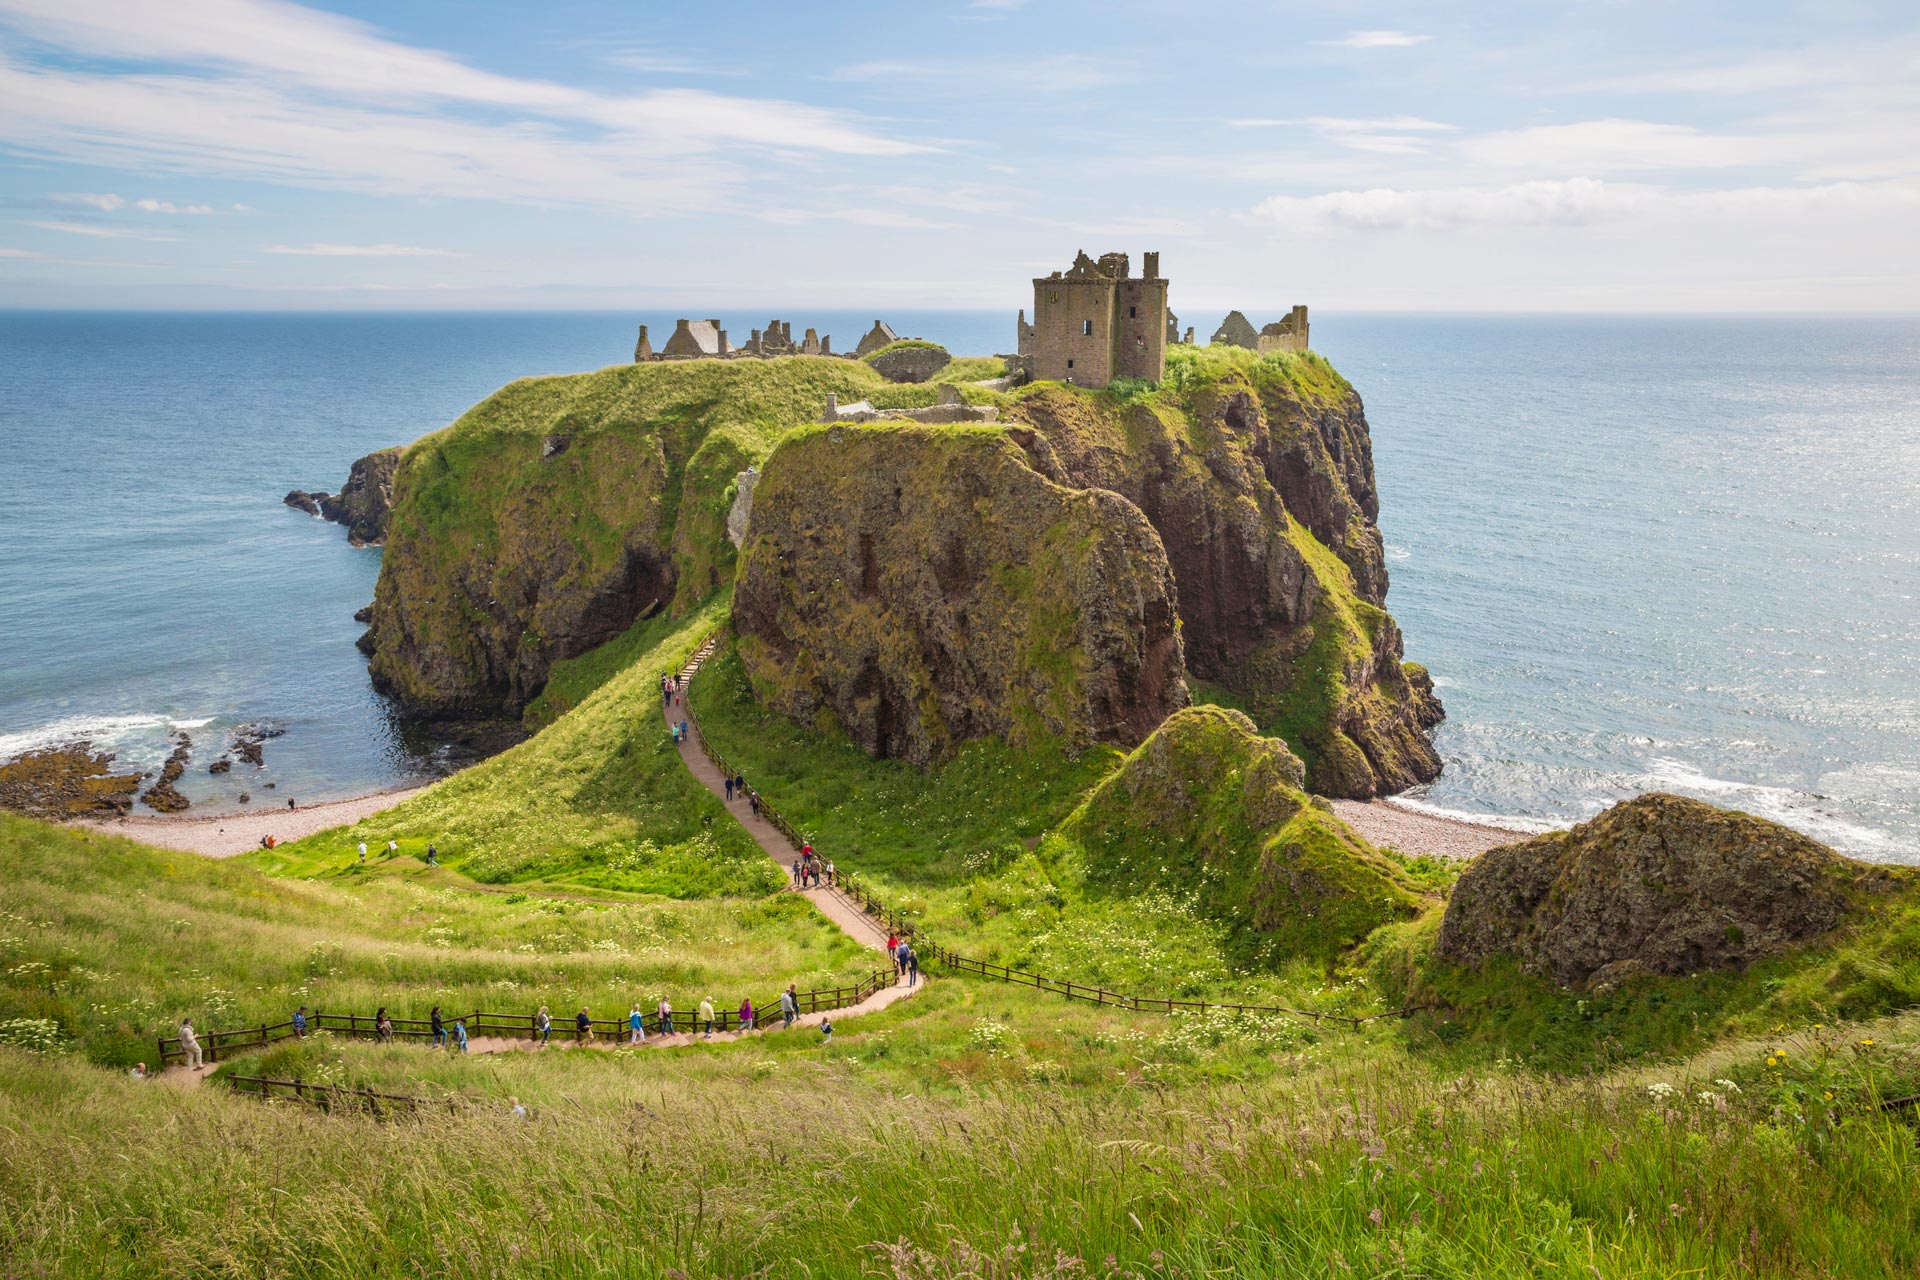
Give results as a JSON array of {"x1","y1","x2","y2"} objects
[
  {"x1": 657, "y1": 997, "x2": 674, "y2": 1036},
  {"x1": 886, "y1": 934, "x2": 899, "y2": 971},
  {"x1": 820, "y1": 1019, "x2": 833, "y2": 1043},
  {"x1": 792, "y1": 858, "x2": 803, "y2": 887},
  {"x1": 357, "y1": 841, "x2": 367, "y2": 865},
  {"x1": 824, "y1": 859, "x2": 836, "y2": 887},
  {"x1": 431, "y1": 1005, "x2": 445, "y2": 1048},
  {"x1": 629, "y1": 1004, "x2": 646, "y2": 1046},
  {"x1": 453, "y1": 1018, "x2": 469, "y2": 1053},
  {"x1": 907, "y1": 945, "x2": 920, "y2": 988},
  {"x1": 698, "y1": 996, "x2": 715, "y2": 1037},
  {"x1": 292, "y1": 1005, "x2": 309, "y2": 1039},
  {"x1": 725, "y1": 777, "x2": 734, "y2": 802},
  {"x1": 375, "y1": 1007, "x2": 394, "y2": 1044},
  {"x1": 780, "y1": 984, "x2": 798, "y2": 1030},
  {"x1": 749, "y1": 792, "x2": 761, "y2": 818},
  {"x1": 425, "y1": 843, "x2": 439, "y2": 866},
  {"x1": 178, "y1": 1017, "x2": 202, "y2": 1071},
  {"x1": 536, "y1": 1005, "x2": 551, "y2": 1047},
  {"x1": 738, "y1": 996, "x2": 754, "y2": 1032},
  {"x1": 576, "y1": 1007, "x2": 593, "y2": 1044},
  {"x1": 386, "y1": 839, "x2": 399, "y2": 858}
]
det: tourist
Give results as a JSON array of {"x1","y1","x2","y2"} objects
[
  {"x1": 357, "y1": 841, "x2": 367, "y2": 864},
  {"x1": 820, "y1": 1019, "x2": 833, "y2": 1042},
  {"x1": 375, "y1": 1007, "x2": 394, "y2": 1044},
  {"x1": 886, "y1": 933, "x2": 899, "y2": 969},
  {"x1": 576, "y1": 1007, "x2": 593, "y2": 1044},
  {"x1": 287, "y1": 798, "x2": 295, "y2": 811},
  {"x1": 678, "y1": 719, "x2": 689, "y2": 742},
  {"x1": 431, "y1": 1005, "x2": 445, "y2": 1048},
  {"x1": 509, "y1": 1096, "x2": 528, "y2": 1120},
  {"x1": 906, "y1": 946, "x2": 920, "y2": 988},
  {"x1": 825, "y1": 859, "x2": 836, "y2": 886},
  {"x1": 698, "y1": 996, "x2": 715, "y2": 1037},
  {"x1": 129, "y1": 1062, "x2": 148, "y2": 1081},
  {"x1": 536, "y1": 1005, "x2": 551, "y2": 1047},
  {"x1": 453, "y1": 1019, "x2": 468, "y2": 1053},
  {"x1": 781, "y1": 984, "x2": 798, "y2": 1029},
  {"x1": 738, "y1": 996, "x2": 753, "y2": 1031},
  {"x1": 426, "y1": 843, "x2": 439, "y2": 866},
  {"x1": 725, "y1": 777, "x2": 734, "y2": 802},
  {"x1": 792, "y1": 858, "x2": 802, "y2": 887},
  {"x1": 292, "y1": 1005, "x2": 309, "y2": 1038},
  {"x1": 386, "y1": 839, "x2": 398, "y2": 857},
  {"x1": 749, "y1": 792, "x2": 761, "y2": 818},
  {"x1": 178, "y1": 1017, "x2": 202, "y2": 1071},
  {"x1": 628, "y1": 1004, "x2": 646, "y2": 1045},
  {"x1": 734, "y1": 773, "x2": 746, "y2": 798},
  {"x1": 657, "y1": 997, "x2": 674, "y2": 1036}
]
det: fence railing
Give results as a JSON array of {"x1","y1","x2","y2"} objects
[{"x1": 159, "y1": 966, "x2": 898, "y2": 1066}]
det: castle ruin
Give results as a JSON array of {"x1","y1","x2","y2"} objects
[
  {"x1": 1016, "y1": 250, "x2": 1168, "y2": 389},
  {"x1": 1209, "y1": 306, "x2": 1310, "y2": 354},
  {"x1": 632, "y1": 316, "x2": 911, "y2": 364}
]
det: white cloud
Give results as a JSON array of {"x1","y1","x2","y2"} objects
[
  {"x1": 1315, "y1": 31, "x2": 1431, "y2": 49},
  {"x1": 834, "y1": 52, "x2": 1130, "y2": 93},
  {"x1": 0, "y1": 246, "x2": 43, "y2": 257},
  {"x1": 1247, "y1": 177, "x2": 1920, "y2": 233},
  {"x1": 21, "y1": 219, "x2": 178, "y2": 240},
  {"x1": 1461, "y1": 119, "x2": 1777, "y2": 173},
  {"x1": 133, "y1": 199, "x2": 218, "y2": 214},
  {"x1": 0, "y1": 0, "x2": 928, "y2": 222},
  {"x1": 50, "y1": 192, "x2": 124, "y2": 210},
  {"x1": 263, "y1": 243, "x2": 459, "y2": 256},
  {"x1": 1226, "y1": 115, "x2": 1458, "y2": 155}
]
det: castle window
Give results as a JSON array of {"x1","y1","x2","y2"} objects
[
  {"x1": 1081, "y1": 319, "x2": 1093, "y2": 336},
  {"x1": 1067, "y1": 359, "x2": 1075, "y2": 369},
  {"x1": 1129, "y1": 306, "x2": 1136, "y2": 318}
]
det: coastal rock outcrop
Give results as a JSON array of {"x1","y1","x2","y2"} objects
[
  {"x1": 140, "y1": 732, "x2": 192, "y2": 813},
  {"x1": 733, "y1": 422, "x2": 1188, "y2": 765},
  {"x1": 1058, "y1": 705, "x2": 1423, "y2": 967},
  {"x1": 0, "y1": 744, "x2": 143, "y2": 819},
  {"x1": 1433, "y1": 793, "x2": 1906, "y2": 989},
  {"x1": 1006, "y1": 354, "x2": 1441, "y2": 797},
  {"x1": 317, "y1": 448, "x2": 399, "y2": 546}
]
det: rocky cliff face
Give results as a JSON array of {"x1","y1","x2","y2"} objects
[
  {"x1": 364, "y1": 359, "x2": 962, "y2": 721},
  {"x1": 319, "y1": 448, "x2": 399, "y2": 546},
  {"x1": 1059, "y1": 705, "x2": 1423, "y2": 967},
  {"x1": 733, "y1": 423, "x2": 1188, "y2": 765},
  {"x1": 1433, "y1": 793, "x2": 1908, "y2": 989},
  {"x1": 1005, "y1": 351, "x2": 1440, "y2": 797}
]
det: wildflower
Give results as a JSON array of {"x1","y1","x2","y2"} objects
[
  {"x1": 1859, "y1": 1038, "x2": 1876, "y2": 1049},
  {"x1": 1823, "y1": 1091, "x2": 1834, "y2": 1101},
  {"x1": 1645, "y1": 1082, "x2": 1676, "y2": 1100},
  {"x1": 1714, "y1": 1079, "x2": 1742, "y2": 1094}
]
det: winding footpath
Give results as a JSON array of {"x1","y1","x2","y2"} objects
[{"x1": 164, "y1": 636, "x2": 922, "y2": 1085}]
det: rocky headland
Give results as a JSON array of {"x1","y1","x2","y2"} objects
[{"x1": 284, "y1": 446, "x2": 399, "y2": 547}]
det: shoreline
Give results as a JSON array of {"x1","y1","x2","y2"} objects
[
  {"x1": 77, "y1": 784, "x2": 429, "y2": 858},
  {"x1": 1327, "y1": 797, "x2": 1540, "y2": 861}
]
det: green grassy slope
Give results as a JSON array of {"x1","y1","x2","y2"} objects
[{"x1": 0, "y1": 813, "x2": 867, "y2": 1067}]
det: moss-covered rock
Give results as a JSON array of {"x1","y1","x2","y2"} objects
[
  {"x1": 733, "y1": 422, "x2": 1188, "y2": 765},
  {"x1": 1004, "y1": 347, "x2": 1441, "y2": 797},
  {"x1": 1433, "y1": 793, "x2": 1913, "y2": 990},
  {"x1": 1057, "y1": 705, "x2": 1424, "y2": 968},
  {"x1": 365, "y1": 357, "x2": 922, "y2": 721}
]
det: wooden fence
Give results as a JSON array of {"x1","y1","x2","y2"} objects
[{"x1": 158, "y1": 966, "x2": 897, "y2": 1066}]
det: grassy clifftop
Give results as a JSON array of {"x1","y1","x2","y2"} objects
[{"x1": 366, "y1": 357, "x2": 971, "y2": 721}]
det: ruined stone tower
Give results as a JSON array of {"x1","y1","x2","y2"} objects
[{"x1": 1020, "y1": 250, "x2": 1168, "y2": 389}]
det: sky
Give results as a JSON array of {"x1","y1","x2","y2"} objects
[{"x1": 0, "y1": 0, "x2": 1915, "y2": 312}]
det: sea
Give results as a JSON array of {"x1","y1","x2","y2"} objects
[{"x1": 1, "y1": 311, "x2": 1915, "y2": 861}]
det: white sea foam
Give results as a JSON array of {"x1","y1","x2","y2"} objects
[
  {"x1": 0, "y1": 713, "x2": 215, "y2": 761},
  {"x1": 1644, "y1": 757, "x2": 1902, "y2": 855}
]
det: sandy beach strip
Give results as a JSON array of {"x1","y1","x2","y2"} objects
[
  {"x1": 1328, "y1": 798, "x2": 1543, "y2": 861},
  {"x1": 78, "y1": 786, "x2": 429, "y2": 858}
]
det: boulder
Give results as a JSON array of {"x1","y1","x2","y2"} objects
[
  {"x1": 1433, "y1": 793, "x2": 1906, "y2": 989},
  {"x1": 734, "y1": 422, "x2": 1188, "y2": 766},
  {"x1": 867, "y1": 343, "x2": 952, "y2": 384},
  {"x1": 283, "y1": 490, "x2": 324, "y2": 516}
]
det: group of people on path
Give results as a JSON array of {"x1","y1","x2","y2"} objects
[
  {"x1": 886, "y1": 934, "x2": 921, "y2": 987},
  {"x1": 790, "y1": 843, "x2": 835, "y2": 889}
]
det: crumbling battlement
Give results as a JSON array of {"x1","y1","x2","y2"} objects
[
  {"x1": 819, "y1": 385, "x2": 999, "y2": 425},
  {"x1": 1209, "y1": 306, "x2": 1310, "y2": 354},
  {"x1": 1019, "y1": 249, "x2": 1168, "y2": 389},
  {"x1": 633, "y1": 316, "x2": 914, "y2": 364}
]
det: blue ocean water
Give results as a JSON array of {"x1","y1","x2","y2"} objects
[{"x1": 1, "y1": 311, "x2": 1915, "y2": 861}]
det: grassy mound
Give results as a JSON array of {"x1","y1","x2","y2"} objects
[{"x1": 1056, "y1": 706, "x2": 1425, "y2": 969}]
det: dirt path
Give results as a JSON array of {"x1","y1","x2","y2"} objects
[{"x1": 81, "y1": 786, "x2": 429, "y2": 858}]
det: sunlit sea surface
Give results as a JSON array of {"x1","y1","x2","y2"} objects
[{"x1": 2, "y1": 311, "x2": 1914, "y2": 860}]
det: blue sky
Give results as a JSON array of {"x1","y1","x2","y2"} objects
[{"x1": 0, "y1": 0, "x2": 1914, "y2": 311}]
